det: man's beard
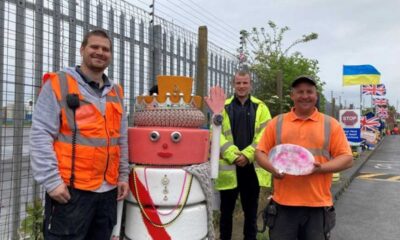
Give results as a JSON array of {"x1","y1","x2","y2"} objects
[
  {"x1": 90, "y1": 64, "x2": 108, "y2": 73},
  {"x1": 85, "y1": 55, "x2": 110, "y2": 73},
  {"x1": 88, "y1": 60, "x2": 109, "y2": 73}
]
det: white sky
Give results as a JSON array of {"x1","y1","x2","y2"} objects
[{"x1": 132, "y1": 0, "x2": 400, "y2": 110}]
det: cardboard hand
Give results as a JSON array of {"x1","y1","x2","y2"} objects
[
  {"x1": 206, "y1": 86, "x2": 226, "y2": 179},
  {"x1": 204, "y1": 86, "x2": 226, "y2": 114}
]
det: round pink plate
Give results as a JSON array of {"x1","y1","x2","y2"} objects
[{"x1": 268, "y1": 144, "x2": 315, "y2": 175}]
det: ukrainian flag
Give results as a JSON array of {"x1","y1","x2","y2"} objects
[{"x1": 342, "y1": 65, "x2": 381, "y2": 86}]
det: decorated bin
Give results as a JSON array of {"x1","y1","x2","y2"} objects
[{"x1": 112, "y1": 76, "x2": 225, "y2": 240}]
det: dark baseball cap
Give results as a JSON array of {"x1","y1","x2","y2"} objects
[{"x1": 291, "y1": 75, "x2": 317, "y2": 88}]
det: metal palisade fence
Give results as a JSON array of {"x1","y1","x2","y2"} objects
[{"x1": 0, "y1": 0, "x2": 238, "y2": 239}]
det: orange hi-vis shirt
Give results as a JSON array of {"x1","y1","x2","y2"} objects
[{"x1": 257, "y1": 108, "x2": 352, "y2": 207}]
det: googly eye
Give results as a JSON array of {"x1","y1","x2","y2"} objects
[
  {"x1": 149, "y1": 131, "x2": 160, "y2": 142},
  {"x1": 170, "y1": 131, "x2": 182, "y2": 143}
]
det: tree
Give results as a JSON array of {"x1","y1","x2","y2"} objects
[
  {"x1": 240, "y1": 21, "x2": 324, "y2": 116},
  {"x1": 383, "y1": 105, "x2": 398, "y2": 130}
]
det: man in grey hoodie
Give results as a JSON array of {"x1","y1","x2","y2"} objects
[{"x1": 30, "y1": 29, "x2": 129, "y2": 240}]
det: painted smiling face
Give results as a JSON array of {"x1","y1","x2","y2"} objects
[{"x1": 128, "y1": 127, "x2": 210, "y2": 165}]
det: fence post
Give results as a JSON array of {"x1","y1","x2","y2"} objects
[
  {"x1": 231, "y1": 61, "x2": 235, "y2": 95},
  {"x1": 218, "y1": 56, "x2": 222, "y2": 86},
  {"x1": 162, "y1": 31, "x2": 167, "y2": 75},
  {"x1": 53, "y1": 0, "x2": 61, "y2": 71},
  {"x1": 183, "y1": 40, "x2": 187, "y2": 76},
  {"x1": 215, "y1": 55, "x2": 218, "y2": 87},
  {"x1": 119, "y1": 13, "x2": 126, "y2": 90},
  {"x1": 176, "y1": 38, "x2": 181, "y2": 75},
  {"x1": 151, "y1": 25, "x2": 162, "y2": 86},
  {"x1": 83, "y1": 0, "x2": 90, "y2": 34},
  {"x1": 139, "y1": 20, "x2": 144, "y2": 95},
  {"x1": 210, "y1": 53, "x2": 214, "y2": 87},
  {"x1": 68, "y1": 0, "x2": 76, "y2": 66},
  {"x1": 227, "y1": 60, "x2": 232, "y2": 95},
  {"x1": 128, "y1": 17, "x2": 136, "y2": 126},
  {"x1": 196, "y1": 26, "x2": 208, "y2": 117},
  {"x1": 169, "y1": 35, "x2": 174, "y2": 75},
  {"x1": 12, "y1": 1, "x2": 27, "y2": 238},
  {"x1": 0, "y1": 0, "x2": 5, "y2": 186},
  {"x1": 148, "y1": 24, "x2": 154, "y2": 87},
  {"x1": 96, "y1": 3, "x2": 103, "y2": 28},
  {"x1": 148, "y1": 23, "x2": 162, "y2": 87},
  {"x1": 32, "y1": 0, "x2": 44, "y2": 221},
  {"x1": 108, "y1": 8, "x2": 114, "y2": 80},
  {"x1": 189, "y1": 42, "x2": 193, "y2": 78},
  {"x1": 223, "y1": 58, "x2": 227, "y2": 92}
]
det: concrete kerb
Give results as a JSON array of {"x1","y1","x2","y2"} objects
[{"x1": 331, "y1": 138, "x2": 385, "y2": 202}]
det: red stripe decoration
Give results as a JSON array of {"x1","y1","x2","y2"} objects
[{"x1": 129, "y1": 172, "x2": 171, "y2": 240}]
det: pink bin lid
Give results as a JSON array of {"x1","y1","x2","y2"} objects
[{"x1": 268, "y1": 144, "x2": 315, "y2": 175}]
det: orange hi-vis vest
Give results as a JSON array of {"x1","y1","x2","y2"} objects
[{"x1": 42, "y1": 71, "x2": 124, "y2": 191}]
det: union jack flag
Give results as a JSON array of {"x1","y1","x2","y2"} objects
[
  {"x1": 373, "y1": 98, "x2": 388, "y2": 106},
  {"x1": 360, "y1": 115, "x2": 381, "y2": 131},
  {"x1": 376, "y1": 106, "x2": 388, "y2": 115},
  {"x1": 377, "y1": 112, "x2": 389, "y2": 119},
  {"x1": 362, "y1": 84, "x2": 386, "y2": 96}
]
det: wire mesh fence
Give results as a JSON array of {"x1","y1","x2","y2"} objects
[{"x1": 0, "y1": 0, "x2": 239, "y2": 238}]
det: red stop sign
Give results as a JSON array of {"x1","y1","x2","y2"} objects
[{"x1": 341, "y1": 111, "x2": 358, "y2": 126}]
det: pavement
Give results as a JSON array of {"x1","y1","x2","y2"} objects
[{"x1": 331, "y1": 140, "x2": 383, "y2": 202}]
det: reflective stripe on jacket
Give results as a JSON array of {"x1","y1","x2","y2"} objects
[
  {"x1": 215, "y1": 96, "x2": 272, "y2": 190},
  {"x1": 42, "y1": 72, "x2": 124, "y2": 191},
  {"x1": 275, "y1": 113, "x2": 332, "y2": 160}
]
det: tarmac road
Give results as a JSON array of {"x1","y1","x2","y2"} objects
[{"x1": 331, "y1": 135, "x2": 400, "y2": 240}]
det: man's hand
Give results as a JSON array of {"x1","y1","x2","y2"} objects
[
  {"x1": 234, "y1": 155, "x2": 249, "y2": 167},
  {"x1": 312, "y1": 162, "x2": 323, "y2": 174},
  {"x1": 271, "y1": 168, "x2": 285, "y2": 179},
  {"x1": 255, "y1": 149, "x2": 285, "y2": 179},
  {"x1": 117, "y1": 182, "x2": 129, "y2": 201},
  {"x1": 48, "y1": 183, "x2": 71, "y2": 204},
  {"x1": 311, "y1": 155, "x2": 353, "y2": 174}
]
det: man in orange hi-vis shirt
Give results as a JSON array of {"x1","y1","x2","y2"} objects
[{"x1": 255, "y1": 76, "x2": 353, "y2": 240}]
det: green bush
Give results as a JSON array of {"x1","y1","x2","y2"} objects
[{"x1": 19, "y1": 199, "x2": 44, "y2": 240}]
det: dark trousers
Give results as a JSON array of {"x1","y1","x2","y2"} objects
[
  {"x1": 219, "y1": 164, "x2": 260, "y2": 240},
  {"x1": 43, "y1": 187, "x2": 117, "y2": 240},
  {"x1": 269, "y1": 202, "x2": 325, "y2": 240}
]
